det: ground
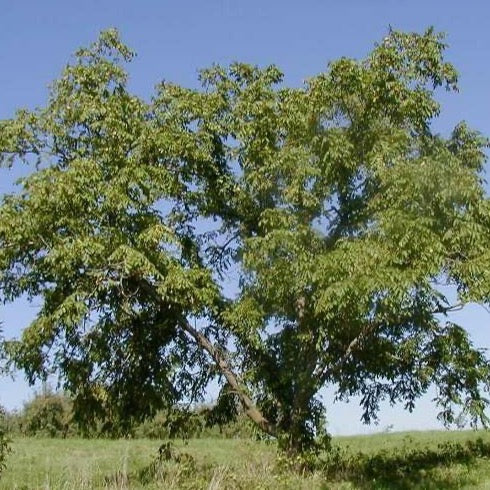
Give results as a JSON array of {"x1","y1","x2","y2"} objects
[{"x1": 1, "y1": 431, "x2": 490, "y2": 489}]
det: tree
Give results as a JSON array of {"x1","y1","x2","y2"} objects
[{"x1": 1, "y1": 28, "x2": 490, "y2": 455}]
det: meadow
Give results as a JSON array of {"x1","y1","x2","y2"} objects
[{"x1": 1, "y1": 430, "x2": 490, "y2": 489}]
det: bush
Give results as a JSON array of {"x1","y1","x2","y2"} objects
[
  {"x1": 20, "y1": 389, "x2": 74, "y2": 438},
  {"x1": 134, "y1": 409, "x2": 205, "y2": 440},
  {"x1": 133, "y1": 406, "x2": 256, "y2": 440}
]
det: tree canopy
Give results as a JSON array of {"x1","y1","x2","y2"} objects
[{"x1": 1, "y1": 28, "x2": 490, "y2": 454}]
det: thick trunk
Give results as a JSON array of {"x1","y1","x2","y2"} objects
[{"x1": 279, "y1": 393, "x2": 318, "y2": 456}]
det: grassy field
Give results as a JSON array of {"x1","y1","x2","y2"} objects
[{"x1": 1, "y1": 431, "x2": 490, "y2": 489}]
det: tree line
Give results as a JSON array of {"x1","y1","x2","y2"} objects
[{"x1": 0, "y1": 389, "x2": 254, "y2": 440}]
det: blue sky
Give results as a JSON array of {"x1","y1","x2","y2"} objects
[{"x1": 1, "y1": 0, "x2": 490, "y2": 435}]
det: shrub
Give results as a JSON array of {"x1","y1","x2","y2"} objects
[{"x1": 20, "y1": 389, "x2": 74, "y2": 438}]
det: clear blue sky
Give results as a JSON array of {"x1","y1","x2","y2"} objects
[{"x1": 1, "y1": 0, "x2": 490, "y2": 435}]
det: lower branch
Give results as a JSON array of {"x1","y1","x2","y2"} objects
[
  {"x1": 179, "y1": 320, "x2": 277, "y2": 438},
  {"x1": 138, "y1": 278, "x2": 276, "y2": 438}
]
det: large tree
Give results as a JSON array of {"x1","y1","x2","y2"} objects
[{"x1": 1, "y1": 28, "x2": 490, "y2": 454}]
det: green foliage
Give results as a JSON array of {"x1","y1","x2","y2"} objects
[
  {"x1": 0, "y1": 326, "x2": 12, "y2": 478},
  {"x1": 320, "y1": 437, "x2": 490, "y2": 488},
  {"x1": 1, "y1": 27, "x2": 490, "y2": 456},
  {"x1": 18, "y1": 388, "x2": 73, "y2": 438},
  {"x1": 4, "y1": 388, "x2": 253, "y2": 440},
  {"x1": 0, "y1": 407, "x2": 11, "y2": 479},
  {"x1": 134, "y1": 407, "x2": 254, "y2": 440},
  {"x1": 133, "y1": 408, "x2": 203, "y2": 440},
  {"x1": 132, "y1": 441, "x2": 198, "y2": 486}
]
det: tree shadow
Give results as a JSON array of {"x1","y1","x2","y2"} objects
[{"x1": 323, "y1": 438, "x2": 490, "y2": 489}]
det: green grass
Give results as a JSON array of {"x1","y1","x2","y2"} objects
[{"x1": 1, "y1": 431, "x2": 490, "y2": 489}]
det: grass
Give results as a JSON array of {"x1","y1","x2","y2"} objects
[{"x1": 1, "y1": 431, "x2": 490, "y2": 489}]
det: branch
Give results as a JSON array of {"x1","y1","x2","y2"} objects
[
  {"x1": 179, "y1": 319, "x2": 277, "y2": 437},
  {"x1": 316, "y1": 301, "x2": 467, "y2": 381},
  {"x1": 205, "y1": 231, "x2": 240, "y2": 268},
  {"x1": 315, "y1": 321, "x2": 379, "y2": 381},
  {"x1": 137, "y1": 277, "x2": 276, "y2": 437},
  {"x1": 432, "y1": 303, "x2": 464, "y2": 315}
]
